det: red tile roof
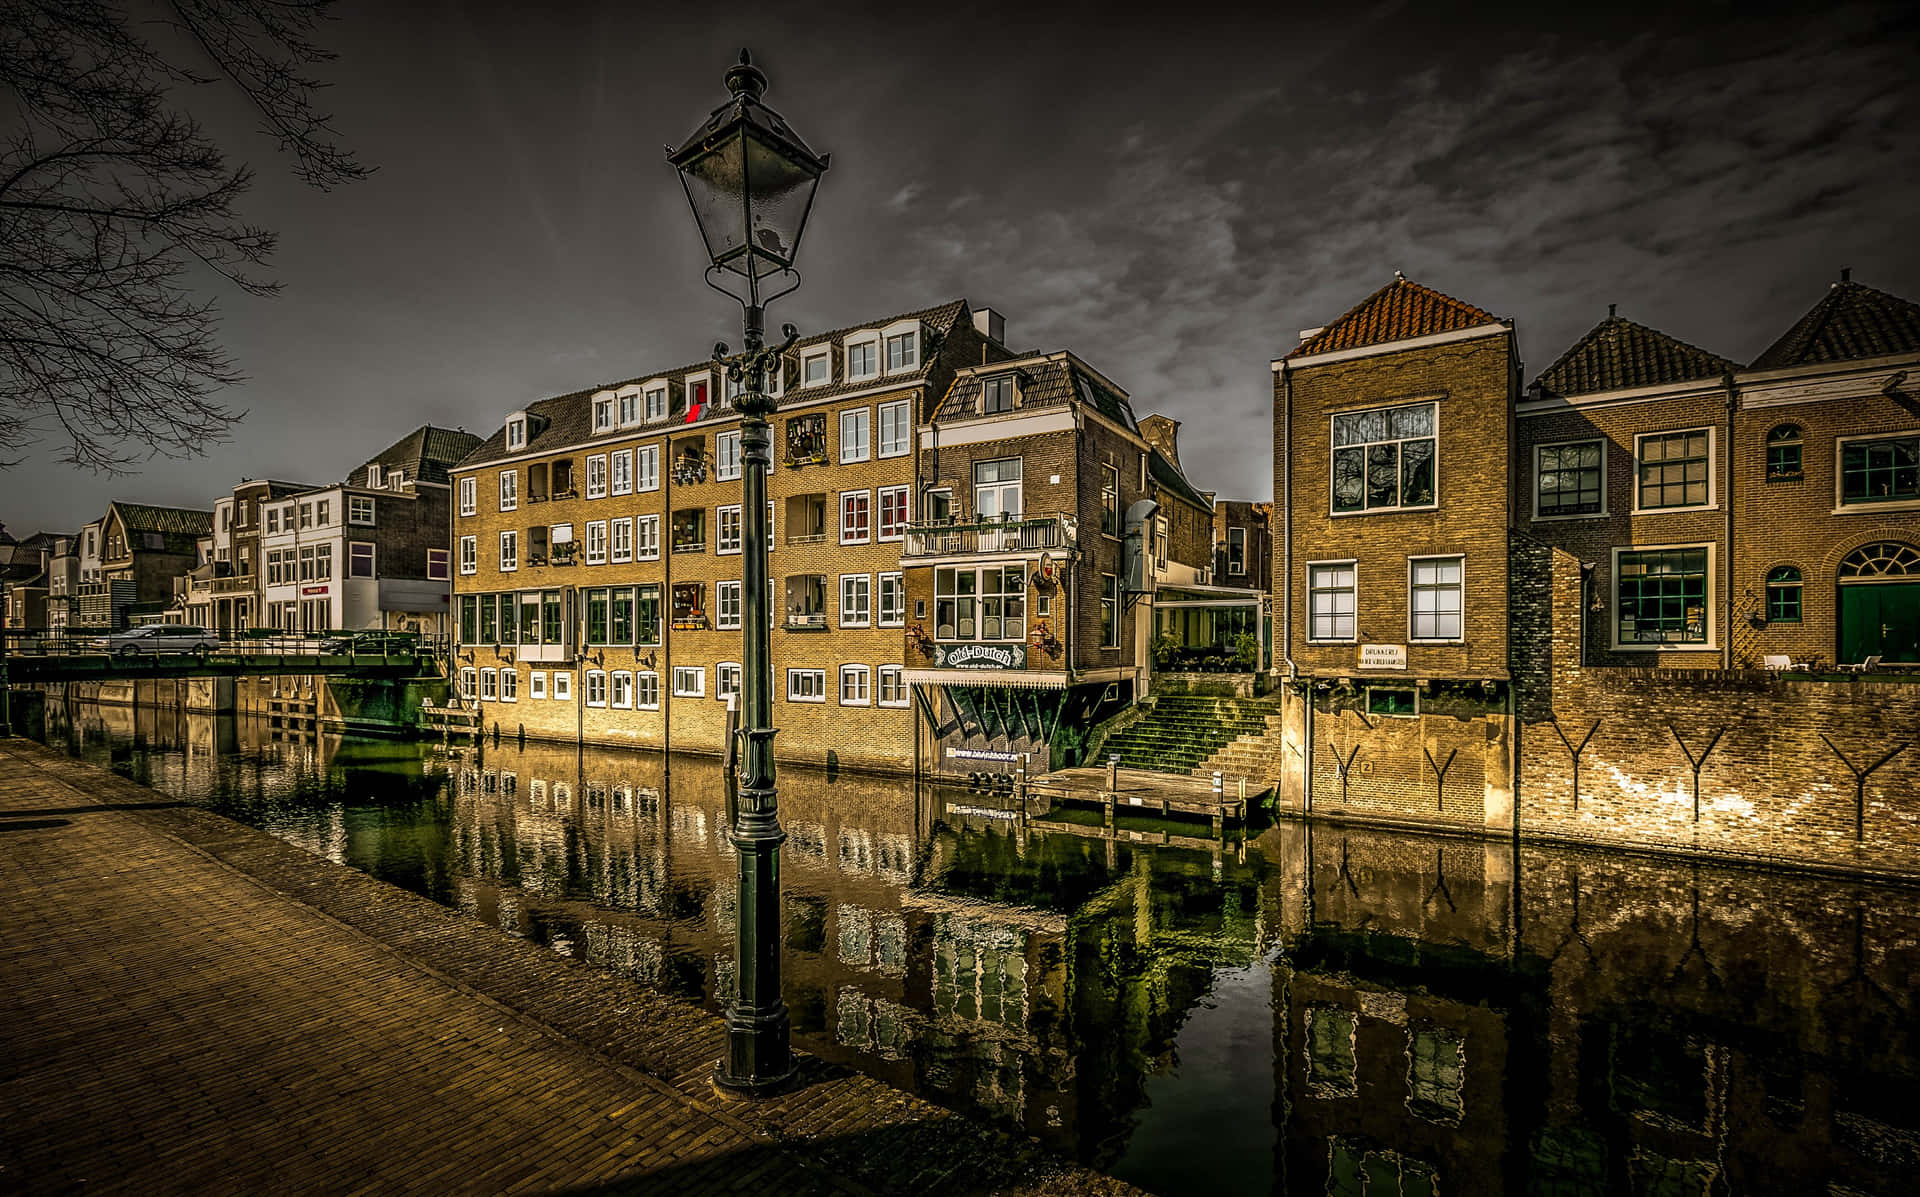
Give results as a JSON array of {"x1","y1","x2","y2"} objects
[{"x1": 1287, "y1": 275, "x2": 1502, "y2": 360}]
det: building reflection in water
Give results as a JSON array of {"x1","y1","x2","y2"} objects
[{"x1": 33, "y1": 704, "x2": 1920, "y2": 1196}]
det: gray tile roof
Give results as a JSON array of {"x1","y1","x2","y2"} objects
[
  {"x1": 1750, "y1": 279, "x2": 1920, "y2": 370},
  {"x1": 456, "y1": 300, "x2": 972, "y2": 471},
  {"x1": 352, "y1": 425, "x2": 484, "y2": 487},
  {"x1": 112, "y1": 502, "x2": 213, "y2": 538},
  {"x1": 932, "y1": 353, "x2": 1138, "y2": 431},
  {"x1": 1531, "y1": 313, "x2": 1737, "y2": 398}
]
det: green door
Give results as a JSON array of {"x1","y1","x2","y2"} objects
[{"x1": 1839, "y1": 582, "x2": 1920, "y2": 664}]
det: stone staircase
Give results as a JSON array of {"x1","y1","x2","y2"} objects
[
  {"x1": 1192, "y1": 708, "x2": 1288, "y2": 786},
  {"x1": 1099, "y1": 694, "x2": 1282, "y2": 778}
]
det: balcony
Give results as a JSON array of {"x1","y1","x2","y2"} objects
[{"x1": 902, "y1": 513, "x2": 1076, "y2": 558}]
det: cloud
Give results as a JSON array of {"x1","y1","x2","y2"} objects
[{"x1": 886, "y1": 181, "x2": 925, "y2": 212}]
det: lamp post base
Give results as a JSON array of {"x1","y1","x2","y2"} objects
[{"x1": 712, "y1": 1024, "x2": 796, "y2": 1098}]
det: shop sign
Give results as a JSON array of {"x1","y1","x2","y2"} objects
[
  {"x1": 935, "y1": 643, "x2": 1026, "y2": 670},
  {"x1": 946, "y1": 747, "x2": 1026, "y2": 762},
  {"x1": 301, "y1": 585, "x2": 329, "y2": 597},
  {"x1": 1359, "y1": 644, "x2": 1405, "y2": 669}
]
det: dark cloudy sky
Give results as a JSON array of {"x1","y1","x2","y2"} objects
[{"x1": 7, "y1": 0, "x2": 1918, "y2": 534}]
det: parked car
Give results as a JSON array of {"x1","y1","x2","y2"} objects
[
  {"x1": 101, "y1": 625, "x2": 220, "y2": 656},
  {"x1": 320, "y1": 630, "x2": 413, "y2": 654}
]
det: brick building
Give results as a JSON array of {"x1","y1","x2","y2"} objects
[
  {"x1": 206, "y1": 479, "x2": 315, "y2": 633},
  {"x1": 1271, "y1": 275, "x2": 1521, "y2": 830},
  {"x1": 73, "y1": 503, "x2": 212, "y2": 629},
  {"x1": 902, "y1": 351, "x2": 1215, "y2": 773}
]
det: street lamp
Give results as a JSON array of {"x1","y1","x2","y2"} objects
[{"x1": 668, "y1": 49, "x2": 829, "y2": 1096}]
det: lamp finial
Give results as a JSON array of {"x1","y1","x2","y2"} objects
[{"x1": 726, "y1": 50, "x2": 766, "y2": 101}]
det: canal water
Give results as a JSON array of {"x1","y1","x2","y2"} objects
[{"x1": 34, "y1": 701, "x2": 1920, "y2": 1196}]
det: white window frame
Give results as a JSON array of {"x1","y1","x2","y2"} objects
[
  {"x1": 878, "y1": 665, "x2": 908, "y2": 707},
  {"x1": 585, "y1": 670, "x2": 607, "y2": 707},
  {"x1": 459, "y1": 536, "x2": 477, "y2": 575},
  {"x1": 636, "y1": 444, "x2": 660, "y2": 491},
  {"x1": 672, "y1": 666, "x2": 705, "y2": 698},
  {"x1": 586, "y1": 453, "x2": 608, "y2": 499},
  {"x1": 617, "y1": 386, "x2": 642, "y2": 426},
  {"x1": 635, "y1": 671, "x2": 660, "y2": 710},
  {"x1": 529, "y1": 671, "x2": 547, "y2": 700},
  {"x1": 636, "y1": 514, "x2": 660, "y2": 561},
  {"x1": 839, "y1": 573, "x2": 871, "y2": 628},
  {"x1": 1306, "y1": 559, "x2": 1358, "y2": 643},
  {"x1": 552, "y1": 671, "x2": 572, "y2": 701},
  {"x1": 499, "y1": 530, "x2": 519, "y2": 572},
  {"x1": 877, "y1": 398, "x2": 911, "y2": 457},
  {"x1": 877, "y1": 485, "x2": 909, "y2": 541},
  {"x1": 1532, "y1": 438, "x2": 1609, "y2": 521},
  {"x1": 878, "y1": 572, "x2": 905, "y2": 627},
  {"x1": 840, "y1": 490, "x2": 871, "y2": 545},
  {"x1": 839, "y1": 665, "x2": 871, "y2": 706},
  {"x1": 593, "y1": 393, "x2": 614, "y2": 432},
  {"x1": 610, "y1": 670, "x2": 633, "y2": 709},
  {"x1": 643, "y1": 384, "x2": 668, "y2": 423},
  {"x1": 610, "y1": 517, "x2": 633, "y2": 564},
  {"x1": 1610, "y1": 542, "x2": 1718, "y2": 652},
  {"x1": 801, "y1": 347, "x2": 832, "y2": 388},
  {"x1": 1407, "y1": 555, "x2": 1464, "y2": 643},
  {"x1": 1631, "y1": 427, "x2": 1716, "y2": 514},
  {"x1": 459, "y1": 477, "x2": 476, "y2": 516},
  {"x1": 787, "y1": 668, "x2": 826, "y2": 703},
  {"x1": 499, "y1": 669, "x2": 518, "y2": 703},
  {"x1": 611, "y1": 449, "x2": 633, "y2": 496},
  {"x1": 348, "y1": 495, "x2": 375, "y2": 526},
  {"x1": 683, "y1": 370, "x2": 712, "y2": 417},
  {"x1": 716, "y1": 662, "x2": 742, "y2": 701},
  {"x1": 840, "y1": 407, "x2": 871, "y2": 464},
  {"x1": 498, "y1": 470, "x2": 518, "y2": 513},
  {"x1": 717, "y1": 504, "x2": 742, "y2": 555},
  {"x1": 585, "y1": 520, "x2": 608, "y2": 565},
  {"x1": 479, "y1": 668, "x2": 497, "y2": 701},
  {"x1": 844, "y1": 332, "x2": 880, "y2": 382},
  {"x1": 882, "y1": 321, "x2": 919, "y2": 374},
  {"x1": 458, "y1": 667, "x2": 476, "y2": 699},
  {"x1": 716, "y1": 580, "x2": 742, "y2": 629},
  {"x1": 505, "y1": 417, "x2": 527, "y2": 451},
  {"x1": 716, "y1": 431, "x2": 742, "y2": 481}
]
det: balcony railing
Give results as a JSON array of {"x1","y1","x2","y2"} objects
[
  {"x1": 901, "y1": 513, "x2": 1076, "y2": 558},
  {"x1": 785, "y1": 611, "x2": 827, "y2": 630}
]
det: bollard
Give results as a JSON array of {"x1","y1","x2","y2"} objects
[
  {"x1": 1212, "y1": 770, "x2": 1224, "y2": 799},
  {"x1": 1108, "y1": 753, "x2": 1120, "y2": 793}
]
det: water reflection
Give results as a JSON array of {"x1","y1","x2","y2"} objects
[{"x1": 34, "y1": 701, "x2": 1920, "y2": 1196}]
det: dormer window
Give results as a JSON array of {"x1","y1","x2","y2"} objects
[
  {"x1": 644, "y1": 385, "x2": 667, "y2": 422},
  {"x1": 845, "y1": 334, "x2": 879, "y2": 382},
  {"x1": 801, "y1": 347, "x2": 831, "y2": 388},
  {"x1": 883, "y1": 322, "x2": 920, "y2": 373},
  {"x1": 388, "y1": 469, "x2": 405, "y2": 490},
  {"x1": 617, "y1": 387, "x2": 642, "y2": 426},
  {"x1": 593, "y1": 393, "x2": 615, "y2": 432},
  {"x1": 982, "y1": 374, "x2": 1016, "y2": 415},
  {"x1": 506, "y1": 417, "x2": 527, "y2": 451},
  {"x1": 366, "y1": 464, "x2": 384, "y2": 487},
  {"x1": 684, "y1": 372, "x2": 711, "y2": 420}
]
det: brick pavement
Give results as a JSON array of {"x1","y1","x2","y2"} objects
[{"x1": 0, "y1": 739, "x2": 1139, "y2": 1196}]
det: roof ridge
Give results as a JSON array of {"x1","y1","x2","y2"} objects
[
  {"x1": 1287, "y1": 276, "x2": 1500, "y2": 361},
  {"x1": 1750, "y1": 278, "x2": 1920, "y2": 369},
  {"x1": 1531, "y1": 312, "x2": 1737, "y2": 397}
]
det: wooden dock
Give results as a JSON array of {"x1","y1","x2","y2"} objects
[{"x1": 1020, "y1": 763, "x2": 1264, "y2": 833}]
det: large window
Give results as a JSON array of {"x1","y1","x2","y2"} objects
[
  {"x1": 1766, "y1": 566, "x2": 1802, "y2": 623},
  {"x1": 840, "y1": 408, "x2": 870, "y2": 463},
  {"x1": 1100, "y1": 574, "x2": 1119, "y2": 647},
  {"x1": 839, "y1": 665, "x2": 871, "y2": 705},
  {"x1": 1616, "y1": 546, "x2": 1711, "y2": 647},
  {"x1": 840, "y1": 491, "x2": 870, "y2": 544},
  {"x1": 1332, "y1": 402, "x2": 1436, "y2": 513},
  {"x1": 1308, "y1": 561, "x2": 1356, "y2": 641},
  {"x1": 635, "y1": 584, "x2": 661, "y2": 646},
  {"x1": 1536, "y1": 440, "x2": 1604, "y2": 518},
  {"x1": 1409, "y1": 557, "x2": 1463, "y2": 641},
  {"x1": 878, "y1": 399, "x2": 911, "y2": 457},
  {"x1": 935, "y1": 566, "x2": 1025, "y2": 642},
  {"x1": 1840, "y1": 433, "x2": 1919, "y2": 505},
  {"x1": 840, "y1": 574, "x2": 871, "y2": 627},
  {"x1": 1636, "y1": 429, "x2": 1711, "y2": 510},
  {"x1": 716, "y1": 581, "x2": 742, "y2": 630},
  {"x1": 877, "y1": 485, "x2": 909, "y2": 540},
  {"x1": 787, "y1": 668, "x2": 826, "y2": 702}
]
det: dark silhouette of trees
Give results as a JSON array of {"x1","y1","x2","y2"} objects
[{"x1": 1, "y1": 0, "x2": 368, "y2": 472}]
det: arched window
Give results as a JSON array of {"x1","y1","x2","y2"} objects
[
  {"x1": 1839, "y1": 542, "x2": 1920, "y2": 579},
  {"x1": 1765, "y1": 566, "x2": 1802, "y2": 623},
  {"x1": 1766, "y1": 424, "x2": 1803, "y2": 479}
]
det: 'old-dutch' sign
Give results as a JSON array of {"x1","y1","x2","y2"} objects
[{"x1": 935, "y1": 643, "x2": 1026, "y2": 671}]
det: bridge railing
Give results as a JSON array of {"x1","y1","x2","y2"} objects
[{"x1": 1, "y1": 627, "x2": 443, "y2": 661}]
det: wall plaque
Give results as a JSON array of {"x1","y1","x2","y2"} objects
[{"x1": 1359, "y1": 644, "x2": 1406, "y2": 669}]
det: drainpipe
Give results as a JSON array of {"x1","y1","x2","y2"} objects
[{"x1": 1721, "y1": 372, "x2": 1737, "y2": 670}]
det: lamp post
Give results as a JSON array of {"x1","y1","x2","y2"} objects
[{"x1": 669, "y1": 49, "x2": 829, "y2": 1096}]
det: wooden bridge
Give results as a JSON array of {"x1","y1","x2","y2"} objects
[{"x1": 2, "y1": 630, "x2": 443, "y2": 684}]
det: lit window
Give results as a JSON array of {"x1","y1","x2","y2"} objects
[
  {"x1": 840, "y1": 665, "x2": 871, "y2": 705},
  {"x1": 1408, "y1": 557, "x2": 1462, "y2": 641},
  {"x1": 840, "y1": 408, "x2": 871, "y2": 463},
  {"x1": 1536, "y1": 440, "x2": 1604, "y2": 518},
  {"x1": 1616, "y1": 546, "x2": 1711, "y2": 646},
  {"x1": 935, "y1": 566, "x2": 1025, "y2": 642},
  {"x1": 1308, "y1": 562, "x2": 1356, "y2": 641},
  {"x1": 1636, "y1": 429, "x2": 1712, "y2": 510},
  {"x1": 1765, "y1": 565, "x2": 1802, "y2": 623},
  {"x1": 1333, "y1": 402, "x2": 1437, "y2": 513}
]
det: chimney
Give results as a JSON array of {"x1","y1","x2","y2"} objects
[
  {"x1": 972, "y1": 306, "x2": 1005, "y2": 345},
  {"x1": 1298, "y1": 326, "x2": 1324, "y2": 343}
]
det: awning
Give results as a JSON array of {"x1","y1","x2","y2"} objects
[{"x1": 903, "y1": 668, "x2": 1071, "y2": 689}]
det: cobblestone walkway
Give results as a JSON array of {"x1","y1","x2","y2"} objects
[{"x1": 0, "y1": 739, "x2": 1138, "y2": 1196}]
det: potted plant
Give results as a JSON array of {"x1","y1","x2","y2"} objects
[
  {"x1": 1151, "y1": 631, "x2": 1181, "y2": 671},
  {"x1": 1231, "y1": 632, "x2": 1259, "y2": 672}
]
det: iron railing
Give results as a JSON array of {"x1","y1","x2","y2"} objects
[{"x1": 901, "y1": 512, "x2": 1075, "y2": 558}]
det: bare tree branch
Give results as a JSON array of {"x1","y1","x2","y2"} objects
[{"x1": 0, "y1": 0, "x2": 368, "y2": 473}]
